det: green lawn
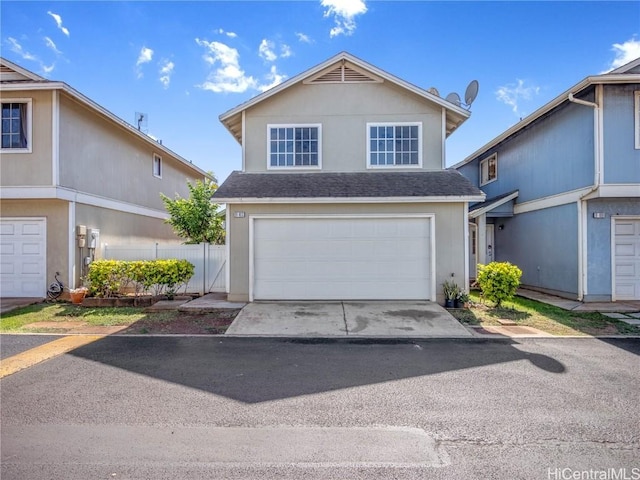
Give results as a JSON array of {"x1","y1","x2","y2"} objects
[
  {"x1": 449, "y1": 291, "x2": 640, "y2": 336},
  {"x1": 0, "y1": 303, "x2": 172, "y2": 333}
]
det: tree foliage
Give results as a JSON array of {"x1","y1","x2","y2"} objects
[{"x1": 160, "y1": 178, "x2": 225, "y2": 245}]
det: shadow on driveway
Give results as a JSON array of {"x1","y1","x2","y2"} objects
[{"x1": 69, "y1": 337, "x2": 566, "y2": 404}]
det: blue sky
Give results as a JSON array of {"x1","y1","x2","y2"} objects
[{"x1": 2, "y1": 1, "x2": 639, "y2": 184}]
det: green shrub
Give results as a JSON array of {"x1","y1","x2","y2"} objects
[
  {"x1": 87, "y1": 259, "x2": 194, "y2": 297},
  {"x1": 476, "y1": 261, "x2": 522, "y2": 307}
]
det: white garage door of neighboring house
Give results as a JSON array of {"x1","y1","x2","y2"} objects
[
  {"x1": 613, "y1": 218, "x2": 640, "y2": 301},
  {"x1": 0, "y1": 218, "x2": 47, "y2": 297},
  {"x1": 252, "y1": 216, "x2": 433, "y2": 301}
]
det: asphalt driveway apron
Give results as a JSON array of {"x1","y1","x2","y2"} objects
[{"x1": 226, "y1": 301, "x2": 472, "y2": 337}]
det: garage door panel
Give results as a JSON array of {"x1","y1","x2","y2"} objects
[
  {"x1": 0, "y1": 218, "x2": 46, "y2": 297},
  {"x1": 253, "y1": 217, "x2": 431, "y2": 300},
  {"x1": 614, "y1": 219, "x2": 640, "y2": 301}
]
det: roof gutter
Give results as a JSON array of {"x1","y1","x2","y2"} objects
[{"x1": 568, "y1": 87, "x2": 603, "y2": 302}]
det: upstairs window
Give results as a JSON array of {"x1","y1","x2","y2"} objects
[
  {"x1": 153, "y1": 153, "x2": 162, "y2": 178},
  {"x1": 367, "y1": 123, "x2": 422, "y2": 168},
  {"x1": 635, "y1": 91, "x2": 639, "y2": 149},
  {"x1": 480, "y1": 154, "x2": 498, "y2": 185},
  {"x1": 268, "y1": 125, "x2": 321, "y2": 168},
  {"x1": 1, "y1": 100, "x2": 31, "y2": 152}
]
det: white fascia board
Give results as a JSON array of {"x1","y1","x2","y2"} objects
[
  {"x1": 0, "y1": 186, "x2": 169, "y2": 219},
  {"x1": 452, "y1": 73, "x2": 640, "y2": 170},
  {"x1": 1, "y1": 82, "x2": 211, "y2": 180},
  {"x1": 583, "y1": 184, "x2": 640, "y2": 199},
  {"x1": 469, "y1": 191, "x2": 519, "y2": 219},
  {"x1": 513, "y1": 187, "x2": 594, "y2": 214},
  {"x1": 214, "y1": 195, "x2": 486, "y2": 204},
  {"x1": 0, "y1": 57, "x2": 46, "y2": 81}
]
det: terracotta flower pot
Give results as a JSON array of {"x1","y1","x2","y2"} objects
[{"x1": 70, "y1": 290, "x2": 86, "y2": 305}]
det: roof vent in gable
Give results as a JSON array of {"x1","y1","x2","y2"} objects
[{"x1": 305, "y1": 61, "x2": 383, "y2": 84}]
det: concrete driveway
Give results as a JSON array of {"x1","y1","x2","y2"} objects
[{"x1": 226, "y1": 301, "x2": 472, "y2": 337}]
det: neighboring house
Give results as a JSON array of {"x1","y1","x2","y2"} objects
[
  {"x1": 0, "y1": 57, "x2": 209, "y2": 297},
  {"x1": 213, "y1": 52, "x2": 484, "y2": 303},
  {"x1": 454, "y1": 58, "x2": 640, "y2": 302}
]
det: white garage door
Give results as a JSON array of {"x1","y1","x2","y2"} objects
[
  {"x1": 252, "y1": 216, "x2": 432, "y2": 300},
  {"x1": 614, "y1": 219, "x2": 640, "y2": 301},
  {"x1": 0, "y1": 218, "x2": 47, "y2": 297}
]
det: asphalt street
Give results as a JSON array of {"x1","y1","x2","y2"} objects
[{"x1": 1, "y1": 335, "x2": 639, "y2": 479}]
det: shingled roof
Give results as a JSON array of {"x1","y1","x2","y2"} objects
[{"x1": 213, "y1": 170, "x2": 484, "y2": 202}]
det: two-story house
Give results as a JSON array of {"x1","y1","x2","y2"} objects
[
  {"x1": 213, "y1": 52, "x2": 484, "y2": 303},
  {"x1": 454, "y1": 57, "x2": 640, "y2": 302},
  {"x1": 0, "y1": 57, "x2": 210, "y2": 298}
]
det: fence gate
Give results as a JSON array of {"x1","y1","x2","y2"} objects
[{"x1": 103, "y1": 243, "x2": 226, "y2": 295}]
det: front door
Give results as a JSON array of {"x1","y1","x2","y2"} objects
[{"x1": 469, "y1": 223, "x2": 495, "y2": 279}]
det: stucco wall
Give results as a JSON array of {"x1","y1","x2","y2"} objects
[
  {"x1": 58, "y1": 94, "x2": 202, "y2": 210},
  {"x1": 0, "y1": 90, "x2": 53, "y2": 186},
  {"x1": 244, "y1": 81, "x2": 444, "y2": 173},
  {"x1": 496, "y1": 203, "x2": 579, "y2": 298},
  {"x1": 0, "y1": 199, "x2": 69, "y2": 287},
  {"x1": 602, "y1": 84, "x2": 640, "y2": 184},
  {"x1": 226, "y1": 202, "x2": 466, "y2": 303}
]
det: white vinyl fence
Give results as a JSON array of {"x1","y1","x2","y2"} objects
[{"x1": 103, "y1": 243, "x2": 226, "y2": 295}]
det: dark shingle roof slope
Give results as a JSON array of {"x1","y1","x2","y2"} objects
[{"x1": 213, "y1": 170, "x2": 483, "y2": 200}]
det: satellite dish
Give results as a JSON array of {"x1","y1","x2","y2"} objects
[
  {"x1": 445, "y1": 92, "x2": 461, "y2": 106},
  {"x1": 464, "y1": 80, "x2": 479, "y2": 107},
  {"x1": 427, "y1": 87, "x2": 440, "y2": 97}
]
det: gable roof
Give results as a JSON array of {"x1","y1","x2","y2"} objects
[
  {"x1": 0, "y1": 57, "x2": 210, "y2": 179},
  {"x1": 219, "y1": 52, "x2": 472, "y2": 145},
  {"x1": 452, "y1": 56, "x2": 640, "y2": 169},
  {"x1": 213, "y1": 170, "x2": 484, "y2": 203}
]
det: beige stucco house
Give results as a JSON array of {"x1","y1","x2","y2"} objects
[
  {"x1": 214, "y1": 52, "x2": 484, "y2": 303},
  {"x1": 0, "y1": 57, "x2": 209, "y2": 297}
]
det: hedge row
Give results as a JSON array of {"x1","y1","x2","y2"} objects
[{"x1": 87, "y1": 259, "x2": 195, "y2": 298}]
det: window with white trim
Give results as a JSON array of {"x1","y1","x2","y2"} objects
[
  {"x1": 1, "y1": 99, "x2": 32, "y2": 152},
  {"x1": 268, "y1": 125, "x2": 321, "y2": 168},
  {"x1": 152, "y1": 154, "x2": 162, "y2": 178},
  {"x1": 367, "y1": 123, "x2": 422, "y2": 167},
  {"x1": 480, "y1": 154, "x2": 497, "y2": 185},
  {"x1": 635, "y1": 91, "x2": 640, "y2": 149}
]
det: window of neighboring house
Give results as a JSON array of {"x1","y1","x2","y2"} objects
[
  {"x1": 635, "y1": 91, "x2": 640, "y2": 149},
  {"x1": 268, "y1": 125, "x2": 321, "y2": 168},
  {"x1": 480, "y1": 154, "x2": 498, "y2": 185},
  {"x1": 367, "y1": 123, "x2": 422, "y2": 168},
  {"x1": 153, "y1": 154, "x2": 162, "y2": 178},
  {"x1": 1, "y1": 99, "x2": 32, "y2": 152}
]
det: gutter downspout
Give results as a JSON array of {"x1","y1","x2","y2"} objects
[{"x1": 568, "y1": 87, "x2": 602, "y2": 301}]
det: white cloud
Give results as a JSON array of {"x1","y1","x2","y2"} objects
[
  {"x1": 137, "y1": 46, "x2": 154, "y2": 66},
  {"x1": 259, "y1": 39, "x2": 278, "y2": 62},
  {"x1": 296, "y1": 32, "x2": 313, "y2": 44},
  {"x1": 496, "y1": 79, "x2": 541, "y2": 117},
  {"x1": 44, "y1": 36, "x2": 61, "y2": 55},
  {"x1": 321, "y1": 0, "x2": 367, "y2": 37},
  {"x1": 259, "y1": 65, "x2": 287, "y2": 92},
  {"x1": 47, "y1": 11, "x2": 70, "y2": 36},
  {"x1": 159, "y1": 60, "x2": 175, "y2": 88},
  {"x1": 259, "y1": 39, "x2": 292, "y2": 62},
  {"x1": 196, "y1": 38, "x2": 257, "y2": 93},
  {"x1": 6, "y1": 37, "x2": 39, "y2": 62},
  {"x1": 6, "y1": 37, "x2": 56, "y2": 76},
  {"x1": 135, "y1": 46, "x2": 154, "y2": 79},
  {"x1": 217, "y1": 28, "x2": 238, "y2": 38},
  {"x1": 602, "y1": 37, "x2": 640, "y2": 72}
]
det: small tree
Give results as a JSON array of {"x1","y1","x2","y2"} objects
[
  {"x1": 160, "y1": 177, "x2": 225, "y2": 244},
  {"x1": 476, "y1": 261, "x2": 522, "y2": 307}
]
